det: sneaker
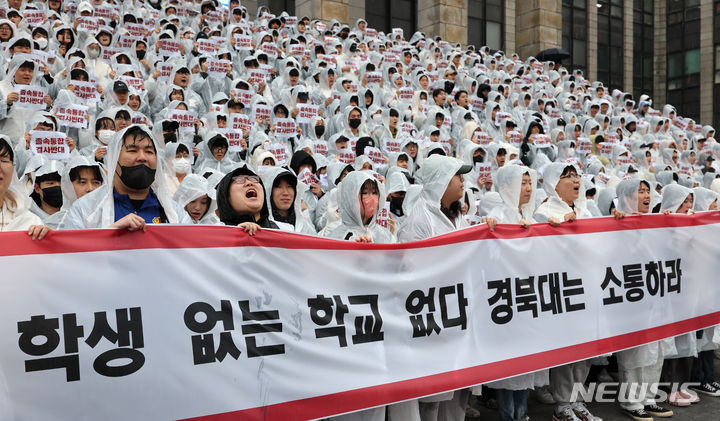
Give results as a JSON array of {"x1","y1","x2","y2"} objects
[
  {"x1": 688, "y1": 382, "x2": 720, "y2": 397},
  {"x1": 553, "y1": 406, "x2": 581, "y2": 421},
  {"x1": 643, "y1": 404, "x2": 673, "y2": 418},
  {"x1": 678, "y1": 389, "x2": 700, "y2": 403},
  {"x1": 668, "y1": 391, "x2": 691, "y2": 407},
  {"x1": 711, "y1": 381, "x2": 720, "y2": 390},
  {"x1": 622, "y1": 408, "x2": 653, "y2": 421},
  {"x1": 534, "y1": 385, "x2": 556, "y2": 404},
  {"x1": 571, "y1": 402, "x2": 602, "y2": 421}
]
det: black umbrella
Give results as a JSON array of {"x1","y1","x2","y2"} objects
[{"x1": 535, "y1": 48, "x2": 571, "y2": 63}]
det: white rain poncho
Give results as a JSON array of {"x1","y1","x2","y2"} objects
[
  {"x1": 534, "y1": 163, "x2": 591, "y2": 222},
  {"x1": 397, "y1": 154, "x2": 470, "y2": 242},
  {"x1": 325, "y1": 170, "x2": 393, "y2": 243},
  {"x1": 488, "y1": 165, "x2": 538, "y2": 224},
  {"x1": 0, "y1": 55, "x2": 42, "y2": 142},
  {"x1": 692, "y1": 187, "x2": 718, "y2": 211},
  {"x1": 60, "y1": 124, "x2": 192, "y2": 229},
  {"x1": 172, "y1": 173, "x2": 220, "y2": 225},
  {"x1": 45, "y1": 154, "x2": 106, "y2": 229},
  {"x1": 659, "y1": 184, "x2": 694, "y2": 213},
  {"x1": 261, "y1": 166, "x2": 317, "y2": 235},
  {"x1": 659, "y1": 183, "x2": 698, "y2": 359},
  {"x1": 194, "y1": 131, "x2": 237, "y2": 174},
  {"x1": 0, "y1": 136, "x2": 42, "y2": 231},
  {"x1": 28, "y1": 160, "x2": 65, "y2": 223},
  {"x1": 163, "y1": 142, "x2": 192, "y2": 197}
]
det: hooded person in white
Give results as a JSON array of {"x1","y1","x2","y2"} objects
[
  {"x1": 0, "y1": 55, "x2": 49, "y2": 142},
  {"x1": 45, "y1": 154, "x2": 105, "y2": 229},
  {"x1": 484, "y1": 164, "x2": 549, "y2": 420},
  {"x1": 314, "y1": 160, "x2": 354, "y2": 233},
  {"x1": 325, "y1": 170, "x2": 394, "y2": 243},
  {"x1": 531, "y1": 162, "x2": 605, "y2": 421},
  {"x1": 487, "y1": 165, "x2": 538, "y2": 227},
  {"x1": 398, "y1": 154, "x2": 478, "y2": 242},
  {"x1": 261, "y1": 167, "x2": 317, "y2": 235},
  {"x1": 82, "y1": 37, "x2": 112, "y2": 87},
  {"x1": 396, "y1": 155, "x2": 496, "y2": 421},
  {"x1": 28, "y1": 160, "x2": 65, "y2": 224},
  {"x1": 692, "y1": 187, "x2": 718, "y2": 212},
  {"x1": 173, "y1": 174, "x2": 220, "y2": 225},
  {"x1": 613, "y1": 178, "x2": 673, "y2": 418},
  {"x1": 163, "y1": 142, "x2": 192, "y2": 197},
  {"x1": 340, "y1": 105, "x2": 370, "y2": 139},
  {"x1": 385, "y1": 169, "x2": 410, "y2": 229},
  {"x1": 657, "y1": 184, "x2": 699, "y2": 402},
  {"x1": 534, "y1": 163, "x2": 592, "y2": 224},
  {"x1": 60, "y1": 124, "x2": 192, "y2": 230},
  {"x1": 194, "y1": 132, "x2": 237, "y2": 175},
  {"x1": 0, "y1": 135, "x2": 44, "y2": 233}
]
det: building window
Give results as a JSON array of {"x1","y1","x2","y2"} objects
[
  {"x1": 632, "y1": 0, "x2": 653, "y2": 100},
  {"x1": 265, "y1": 0, "x2": 295, "y2": 16},
  {"x1": 366, "y1": 0, "x2": 417, "y2": 38},
  {"x1": 562, "y1": 0, "x2": 587, "y2": 75},
  {"x1": 467, "y1": 0, "x2": 504, "y2": 51},
  {"x1": 597, "y1": 0, "x2": 624, "y2": 91},
  {"x1": 666, "y1": 0, "x2": 701, "y2": 121}
]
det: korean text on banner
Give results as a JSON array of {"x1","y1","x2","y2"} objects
[{"x1": 1, "y1": 214, "x2": 719, "y2": 420}]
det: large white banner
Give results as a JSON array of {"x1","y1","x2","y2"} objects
[{"x1": 1, "y1": 213, "x2": 720, "y2": 420}]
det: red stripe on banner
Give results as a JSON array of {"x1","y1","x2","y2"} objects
[
  {"x1": 1, "y1": 212, "x2": 720, "y2": 257},
  {"x1": 181, "y1": 311, "x2": 720, "y2": 421}
]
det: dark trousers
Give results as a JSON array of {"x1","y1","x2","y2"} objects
[
  {"x1": 660, "y1": 357, "x2": 693, "y2": 384},
  {"x1": 691, "y1": 350, "x2": 716, "y2": 384}
]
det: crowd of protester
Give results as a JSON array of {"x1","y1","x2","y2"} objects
[{"x1": 0, "y1": 0, "x2": 718, "y2": 420}]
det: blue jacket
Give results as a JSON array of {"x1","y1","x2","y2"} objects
[{"x1": 113, "y1": 188, "x2": 167, "y2": 224}]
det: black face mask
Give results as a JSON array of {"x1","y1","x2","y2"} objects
[
  {"x1": 41, "y1": 186, "x2": 63, "y2": 208},
  {"x1": 472, "y1": 154, "x2": 484, "y2": 164},
  {"x1": 163, "y1": 132, "x2": 177, "y2": 143},
  {"x1": 118, "y1": 164, "x2": 156, "y2": 190},
  {"x1": 349, "y1": 118, "x2": 361, "y2": 129},
  {"x1": 136, "y1": 49, "x2": 146, "y2": 60},
  {"x1": 314, "y1": 125, "x2": 325, "y2": 137},
  {"x1": 389, "y1": 195, "x2": 405, "y2": 217}
]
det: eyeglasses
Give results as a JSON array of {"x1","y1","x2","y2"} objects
[
  {"x1": 232, "y1": 175, "x2": 261, "y2": 184},
  {"x1": 559, "y1": 173, "x2": 580, "y2": 180},
  {"x1": 212, "y1": 146, "x2": 228, "y2": 153}
]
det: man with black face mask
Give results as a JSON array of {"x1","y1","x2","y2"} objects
[
  {"x1": 110, "y1": 126, "x2": 169, "y2": 228},
  {"x1": 60, "y1": 125, "x2": 191, "y2": 230},
  {"x1": 29, "y1": 163, "x2": 64, "y2": 222},
  {"x1": 162, "y1": 120, "x2": 179, "y2": 144}
]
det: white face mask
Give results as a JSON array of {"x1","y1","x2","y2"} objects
[
  {"x1": 87, "y1": 48, "x2": 100, "y2": 59},
  {"x1": 172, "y1": 157, "x2": 192, "y2": 174},
  {"x1": 372, "y1": 114, "x2": 382, "y2": 124},
  {"x1": 35, "y1": 37, "x2": 47, "y2": 49},
  {"x1": 97, "y1": 130, "x2": 114, "y2": 145},
  {"x1": 566, "y1": 147, "x2": 575, "y2": 157}
]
